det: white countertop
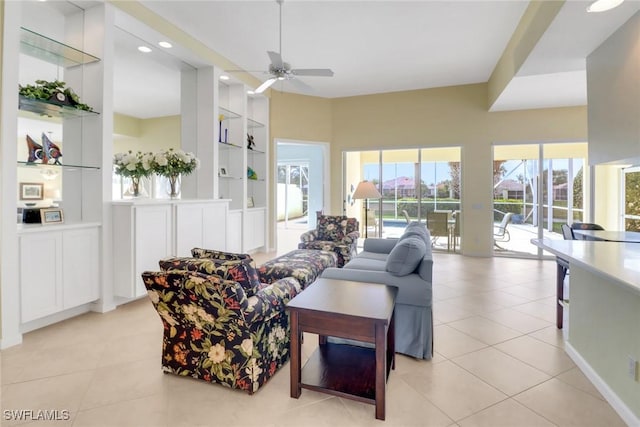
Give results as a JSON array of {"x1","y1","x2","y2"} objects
[
  {"x1": 531, "y1": 239, "x2": 640, "y2": 296},
  {"x1": 112, "y1": 198, "x2": 231, "y2": 206}
]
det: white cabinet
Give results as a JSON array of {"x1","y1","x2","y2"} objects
[
  {"x1": 112, "y1": 200, "x2": 229, "y2": 299},
  {"x1": 227, "y1": 210, "x2": 243, "y2": 253},
  {"x1": 113, "y1": 202, "x2": 173, "y2": 299},
  {"x1": 19, "y1": 225, "x2": 99, "y2": 323},
  {"x1": 174, "y1": 202, "x2": 228, "y2": 256},
  {"x1": 244, "y1": 208, "x2": 266, "y2": 251}
]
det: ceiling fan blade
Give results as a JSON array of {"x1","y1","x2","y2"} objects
[
  {"x1": 255, "y1": 77, "x2": 278, "y2": 94},
  {"x1": 291, "y1": 68, "x2": 334, "y2": 77},
  {"x1": 267, "y1": 51, "x2": 284, "y2": 68}
]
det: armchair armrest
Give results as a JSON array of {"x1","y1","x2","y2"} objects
[
  {"x1": 300, "y1": 229, "x2": 319, "y2": 243},
  {"x1": 243, "y1": 277, "x2": 301, "y2": 325},
  {"x1": 343, "y1": 230, "x2": 360, "y2": 245}
]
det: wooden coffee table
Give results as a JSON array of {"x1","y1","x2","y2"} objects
[{"x1": 286, "y1": 277, "x2": 397, "y2": 420}]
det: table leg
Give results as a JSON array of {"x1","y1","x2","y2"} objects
[
  {"x1": 556, "y1": 261, "x2": 566, "y2": 329},
  {"x1": 375, "y1": 322, "x2": 386, "y2": 420},
  {"x1": 290, "y1": 311, "x2": 301, "y2": 398},
  {"x1": 389, "y1": 310, "x2": 396, "y2": 370}
]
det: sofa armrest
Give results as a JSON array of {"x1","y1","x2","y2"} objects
[
  {"x1": 243, "y1": 277, "x2": 301, "y2": 325},
  {"x1": 363, "y1": 238, "x2": 399, "y2": 254},
  {"x1": 321, "y1": 267, "x2": 432, "y2": 307},
  {"x1": 300, "y1": 229, "x2": 319, "y2": 243}
]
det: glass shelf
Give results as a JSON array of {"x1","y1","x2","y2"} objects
[
  {"x1": 219, "y1": 107, "x2": 241, "y2": 120},
  {"x1": 248, "y1": 178, "x2": 266, "y2": 182},
  {"x1": 248, "y1": 148, "x2": 266, "y2": 154},
  {"x1": 19, "y1": 96, "x2": 99, "y2": 119},
  {"x1": 248, "y1": 118, "x2": 265, "y2": 129},
  {"x1": 20, "y1": 27, "x2": 100, "y2": 68},
  {"x1": 219, "y1": 141, "x2": 242, "y2": 150},
  {"x1": 18, "y1": 161, "x2": 100, "y2": 171}
]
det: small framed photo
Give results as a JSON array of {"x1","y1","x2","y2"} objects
[
  {"x1": 219, "y1": 166, "x2": 228, "y2": 177},
  {"x1": 40, "y1": 208, "x2": 64, "y2": 224},
  {"x1": 20, "y1": 182, "x2": 43, "y2": 200},
  {"x1": 247, "y1": 197, "x2": 254, "y2": 208}
]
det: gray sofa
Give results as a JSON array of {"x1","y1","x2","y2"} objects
[{"x1": 321, "y1": 223, "x2": 433, "y2": 360}]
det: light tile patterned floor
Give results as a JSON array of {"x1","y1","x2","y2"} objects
[{"x1": 1, "y1": 252, "x2": 628, "y2": 427}]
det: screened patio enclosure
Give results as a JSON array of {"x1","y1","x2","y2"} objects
[{"x1": 344, "y1": 147, "x2": 462, "y2": 252}]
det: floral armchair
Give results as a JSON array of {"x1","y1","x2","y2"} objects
[
  {"x1": 142, "y1": 256, "x2": 301, "y2": 394},
  {"x1": 298, "y1": 215, "x2": 359, "y2": 267}
]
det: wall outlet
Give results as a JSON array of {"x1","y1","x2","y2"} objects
[{"x1": 628, "y1": 355, "x2": 638, "y2": 381}]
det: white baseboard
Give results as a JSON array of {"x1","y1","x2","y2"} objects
[
  {"x1": 565, "y1": 342, "x2": 639, "y2": 427},
  {"x1": 20, "y1": 304, "x2": 93, "y2": 334}
]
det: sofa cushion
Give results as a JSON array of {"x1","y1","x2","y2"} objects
[
  {"x1": 400, "y1": 221, "x2": 430, "y2": 247},
  {"x1": 317, "y1": 215, "x2": 347, "y2": 241},
  {"x1": 343, "y1": 256, "x2": 387, "y2": 271},
  {"x1": 159, "y1": 257, "x2": 261, "y2": 297},
  {"x1": 385, "y1": 236, "x2": 426, "y2": 276},
  {"x1": 191, "y1": 248, "x2": 252, "y2": 261}
]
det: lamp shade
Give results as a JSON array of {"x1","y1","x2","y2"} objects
[{"x1": 352, "y1": 180, "x2": 381, "y2": 199}]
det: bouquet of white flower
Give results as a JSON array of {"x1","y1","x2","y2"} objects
[
  {"x1": 151, "y1": 148, "x2": 200, "y2": 177},
  {"x1": 113, "y1": 151, "x2": 154, "y2": 178}
]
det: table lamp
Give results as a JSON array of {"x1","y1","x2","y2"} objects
[{"x1": 352, "y1": 180, "x2": 382, "y2": 238}]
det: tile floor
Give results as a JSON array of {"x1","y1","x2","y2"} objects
[{"x1": 1, "y1": 253, "x2": 628, "y2": 427}]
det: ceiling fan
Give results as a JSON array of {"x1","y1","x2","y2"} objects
[{"x1": 254, "y1": 0, "x2": 334, "y2": 94}]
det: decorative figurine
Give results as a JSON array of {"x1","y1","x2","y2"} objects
[
  {"x1": 247, "y1": 133, "x2": 256, "y2": 150},
  {"x1": 247, "y1": 167, "x2": 258, "y2": 180},
  {"x1": 42, "y1": 132, "x2": 62, "y2": 165},
  {"x1": 26, "y1": 135, "x2": 44, "y2": 163}
]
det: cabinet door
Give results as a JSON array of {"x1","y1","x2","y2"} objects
[
  {"x1": 202, "y1": 203, "x2": 227, "y2": 251},
  {"x1": 20, "y1": 232, "x2": 63, "y2": 323},
  {"x1": 174, "y1": 203, "x2": 227, "y2": 255},
  {"x1": 244, "y1": 209, "x2": 266, "y2": 251},
  {"x1": 134, "y1": 205, "x2": 173, "y2": 297},
  {"x1": 62, "y1": 228, "x2": 99, "y2": 308},
  {"x1": 227, "y1": 210, "x2": 243, "y2": 253}
]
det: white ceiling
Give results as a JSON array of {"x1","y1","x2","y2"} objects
[{"x1": 113, "y1": 0, "x2": 640, "y2": 118}]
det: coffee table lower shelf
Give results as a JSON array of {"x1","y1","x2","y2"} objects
[{"x1": 301, "y1": 342, "x2": 392, "y2": 404}]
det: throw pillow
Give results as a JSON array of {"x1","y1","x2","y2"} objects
[
  {"x1": 159, "y1": 257, "x2": 261, "y2": 297},
  {"x1": 191, "y1": 248, "x2": 252, "y2": 261},
  {"x1": 400, "y1": 221, "x2": 430, "y2": 247},
  {"x1": 317, "y1": 215, "x2": 347, "y2": 241},
  {"x1": 385, "y1": 236, "x2": 426, "y2": 276}
]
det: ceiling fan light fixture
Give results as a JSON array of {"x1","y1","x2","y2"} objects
[
  {"x1": 219, "y1": 75, "x2": 230, "y2": 80},
  {"x1": 587, "y1": 0, "x2": 624, "y2": 12}
]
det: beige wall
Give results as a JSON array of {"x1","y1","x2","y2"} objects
[
  {"x1": 113, "y1": 114, "x2": 180, "y2": 154},
  {"x1": 587, "y1": 12, "x2": 640, "y2": 166},
  {"x1": 333, "y1": 84, "x2": 586, "y2": 256}
]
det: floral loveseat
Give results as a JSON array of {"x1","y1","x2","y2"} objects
[
  {"x1": 298, "y1": 215, "x2": 359, "y2": 267},
  {"x1": 142, "y1": 248, "x2": 337, "y2": 394}
]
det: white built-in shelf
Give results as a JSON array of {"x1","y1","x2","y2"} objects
[
  {"x1": 247, "y1": 148, "x2": 266, "y2": 154},
  {"x1": 17, "y1": 161, "x2": 100, "y2": 171},
  {"x1": 20, "y1": 27, "x2": 100, "y2": 67},
  {"x1": 247, "y1": 118, "x2": 264, "y2": 129},
  {"x1": 219, "y1": 141, "x2": 242, "y2": 150},
  {"x1": 219, "y1": 107, "x2": 241, "y2": 120},
  {"x1": 19, "y1": 96, "x2": 99, "y2": 119}
]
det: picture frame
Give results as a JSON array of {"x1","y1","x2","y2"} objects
[
  {"x1": 247, "y1": 197, "x2": 254, "y2": 208},
  {"x1": 40, "y1": 208, "x2": 64, "y2": 224},
  {"x1": 219, "y1": 166, "x2": 228, "y2": 177},
  {"x1": 20, "y1": 182, "x2": 43, "y2": 200}
]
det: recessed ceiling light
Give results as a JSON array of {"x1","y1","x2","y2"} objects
[
  {"x1": 247, "y1": 90, "x2": 255, "y2": 95},
  {"x1": 138, "y1": 46, "x2": 152, "y2": 53},
  {"x1": 219, "y1": 75, "x2": 230, "y2": 80},
  {"x1": 587, "y1": 0, "x2": 624, "y2": 12},
  {"x1": 158, "y1": 41, "x2": 172, "y2": 49}
]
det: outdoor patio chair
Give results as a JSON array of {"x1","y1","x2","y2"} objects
[
  {"x1": 571, "y1": 222, "x2": 604, "y2": 231},
  {"x1": 493, "y1": 212, "x2": 513, "y2": 247},
  {"x1": 427, "y1": 211, "x2": 451, "y2": 250},
  {"x1": 561, "y1": 223, "x2": 575, "y2": 240}
]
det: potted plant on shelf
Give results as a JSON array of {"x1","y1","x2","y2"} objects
[
  {"x1": 113, "y1": 151, "x2": 154, "y2": 197},
  {"x1": 19, "y1": 79, "x2": 94, "y2": 112},
  {"x1": 151, "y1": 148, "x2": 200, "y2": 198}
]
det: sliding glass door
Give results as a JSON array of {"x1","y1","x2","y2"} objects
[
  {"x1": 493, "y1": 143, "x2": 588, "y2": 257},
  {"x1": 623, "y1": 166, "x2": 640, "y2": 231},
  {"x1": 344, "y1": 147, "x2": 462, "y2": 251}
]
